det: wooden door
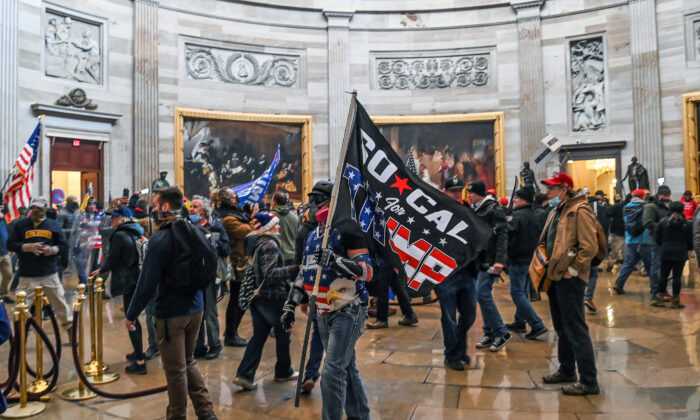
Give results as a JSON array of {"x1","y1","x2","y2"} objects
[
  {"x1": 81, "y1": 172, "x2": 100, "y2": 202},
  {"x1": 50, "y1": 138, "x2": 104, "y2": 201}
]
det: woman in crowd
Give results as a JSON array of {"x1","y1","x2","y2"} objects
[{"x1": 652, "y1": 201, "x2": 693, "y2": 308}]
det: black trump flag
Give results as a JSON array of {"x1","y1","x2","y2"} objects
[{"x1": 331, "y1": 99, "x2": 492, "y2": 297}]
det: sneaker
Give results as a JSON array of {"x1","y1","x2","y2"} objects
[
  {"x1": 145, "y1": 347, "x2": 160, "y2": 360},
  {"x1": 224, "y1": 335, "x2": 247, "y2": 347},
  {"x1": 274, "y1": 371, "x2": 299, "y2": 382},
  {"x1": 125, "y1": 361, "x2": 147, "y2": 375},
  {"x1": 612, "y1": 286, "x2": 625, "y2": 295},
  {"x1": 0, "y1": 296, "x2": 15, "y2": 304},
  {"x1": 461, "y1": 354, "x2": 471, "y2": 366},
  {"x1": 194, "y1": 347, "x2": 209, "y2": 359},
  {"x1": 475, "y1": 336, "x2": 493, "y2": 349},
  {"x1": 205, "y1": 346, "x2": 222, "y2": 360},
  {"x1": 651, "y1": 294, "x2": 666, "y2": 307},
  {"x1": 542, "y1": 369, "x2": 577, "y2": 384},
  {"x1": 301, "y1": 376, "x2": 317, "y2": 394},
  {"x1": 670, "y1": 297, "x2": 685, "y2": 309},
  {"x1": 366, "y1": 319, "x2": 388, "y2": 329},
  {"x1": 398, "y1": 313, "x2": 419, "y2": 326},
  {"x1": 489, "y1": 332, "x2": 511, "y2": 352},
  {"x1": 584, "y1": 299, "x2": 597, "y2": 313},
  {"x1": 505, "y1": 322, "x2": 527, "y2": 333},
  {"x1": 444, "y1": 359, "x2": 465, "y2": 371},
  {"x1": 233, "y1": 376, "x2": 257, "y2": 390},
  {"x1": 198, "y1": 413, "x2": 218, "y2": 420},
  {"x1": 525, "y1": 325, "x2": 548, "y2": 341},
  {"x1": 562, "y1": 381, "x2": 600, "y2": 396},
  {"x1": 125, "y1": 352, "x2": 139, "y2": 362}
]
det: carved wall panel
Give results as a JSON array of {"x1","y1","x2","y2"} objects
[
  {"x1": 374, "y1": 53, "x2": 491, "y2": 90},
  {"x1": 43, "y1": 10, "x2": 103, "y2": 85},
  {"x1": 569, "y1": 36, "x2": 606, "y2": 132},
  {"x1": 684, "y1": 12, "x2": 700, "y2": 66},
  {"x1": 185, "y1": 44, "x2": 300, "y2": 88}
]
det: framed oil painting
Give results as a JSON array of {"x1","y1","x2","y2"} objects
[
  {"x1": 174, "y1": 108, "x2": 313, "y2": 202},
  {"x1": 372, "y1": 112, "x2": 505, "y2": 197}
]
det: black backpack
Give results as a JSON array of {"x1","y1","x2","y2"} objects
[
  {"x1": 624, "y1": 205, "x2": 645, "y2": 237},
  {"x1": 165, "y1": 219, "x2": 218, "y2": 295}
]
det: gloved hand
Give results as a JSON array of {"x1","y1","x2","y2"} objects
[
  {"x1": 280, "y1": 303, "x2": 296, "y2": 332},
  {"x1": 314, "y1": 248, "x2": 337, "y2": 267}
]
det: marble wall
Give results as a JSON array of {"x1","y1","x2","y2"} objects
[{"x1": 7, "y1": 0, "x2": 700, "y2": 198}]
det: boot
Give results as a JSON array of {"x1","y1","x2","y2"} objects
[
  {"x1": 670, "y1": 297, "x2": 685, "y2": 309},
  {"x1": 651, "y1": 294, "x2": 665, "y2": 307}
]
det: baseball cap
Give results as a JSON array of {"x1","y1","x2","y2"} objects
[
  {"x1": 631, "y1": 189, "x2": 646, "y2": 198},
  {"x1": 106, "y1": 206, "x2": 132, "y2": 219},
  {"x1": 541, "y1": 172, "x2": 574, "y2": 189},
  {"x1": 443, "y1": 177, "x2": 465, "y2": 191},
  {"x1": 595, "y1": 190, "x2": 606, "y2": 197},
  {"x1": 29, "y1": 196, "x2": 49, "y2": 208}
]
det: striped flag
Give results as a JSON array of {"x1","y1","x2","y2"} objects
[{"x1": 4, "y1": 122, "x2": 41, "y2": 221}]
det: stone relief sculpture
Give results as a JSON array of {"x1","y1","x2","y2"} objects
[
  {"x1": 185, "y1": 44, "x2": 299, "y2": 88},
  {"x1": 570, "y1": 37, "x2": 606, "y2": 131},
  {"x1": 376, "y1": 54, "x2": 490, "y2": 90},
  {"x1": 44, "y1": 14, "x2": 102, "y2": 84},
  {"x1": 695, "y1": 22, "x2": 700, "y2": 55}
]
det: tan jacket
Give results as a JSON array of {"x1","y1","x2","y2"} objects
[
  {"x1": 538, "y1": 195, "x2": 598, "y2": 284},
  {"x1": 220, "y1": 214, "x2": 255, "y2": 270}
]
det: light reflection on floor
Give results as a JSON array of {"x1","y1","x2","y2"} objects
[{"x1": 3, "y1": 271, "x2": 700, "y2": 419}]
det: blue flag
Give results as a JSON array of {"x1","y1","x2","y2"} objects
[{"x1": 230, "y1": 146, "x2": 281, "y2": 205}]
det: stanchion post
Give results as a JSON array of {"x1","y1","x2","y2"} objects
[
  {"x1": 2, "y1": 292, "x2": 46, "y2": 418},
  {"x1": 87, "y1": 278, "x2": 118, "y2": 385},
  {"x1": 84, "y1": 276, "x2": 107, "y2": 376},
  {"x1": 27, "y1": 287, "x2": 49, "y2": 394},
  {"x1": 60, "y1": 284, "x2": 96, "y2": 401}
]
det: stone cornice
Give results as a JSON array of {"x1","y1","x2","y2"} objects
[
  {"x1": 323, "y1": 10, "x2": 354, "y2": 29},
  {"x1": 31, "y1": 103, "x2": 122, "y2": 125},
  {"x1": 510, "y1": 0, "x2": 545, "y2": 12}
]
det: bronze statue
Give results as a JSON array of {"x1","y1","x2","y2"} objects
[
  {"x1": 151, "y1": 171, "x2": 170, "y2": 193},
  {"x1": 621, "y1": 157, "x2": 649, "y2": 191},
  {"x1": 520, "y1": 161, "x2": 539, "y2": 193}
]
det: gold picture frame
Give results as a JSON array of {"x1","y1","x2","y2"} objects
[
  {"x1": 371, "y1": 112, "x2": 506, "y2": 198},
  {"x1": 174, "y1": 107, "x2": 313, "y2": 199},
  {"x1": 682, "y1": 92, "x2": 700, "y2": 195}
]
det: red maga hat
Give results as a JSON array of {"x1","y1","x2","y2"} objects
[
  {"x1": 631, "y1": 189, "x2": 646, "y2": 198},
  {"x1": 541, "y1": 172, "x2": 574, "y2": 188}
]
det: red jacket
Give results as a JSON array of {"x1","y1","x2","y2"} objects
[{"x1": 682, "y1": 196, "x2": 697, "y2": 220}]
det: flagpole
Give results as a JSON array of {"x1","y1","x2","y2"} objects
[
  {"x1": 294, "y1": 91, "x2": 358, "y2": 407},
  {"x1": 1, "y1": 115, "x2": 44, "y2": 199}
]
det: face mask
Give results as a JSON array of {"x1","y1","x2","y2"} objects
[
  {"x1": 152, "y1": 211, "x2": 174, "y2": 226},
  {"x1": 190, "y1": 213, "x2": 201, "y2": 223},
  {"x1": 549, "y1": 197, "x2": 561, "y2": 207},
  {"x1": 31, "y1": 208, "x2": 47, "y2": 224}
]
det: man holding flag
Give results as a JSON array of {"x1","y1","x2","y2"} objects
[{"x1": 283, "y1": 96, "x2": 491, "y2": 419}]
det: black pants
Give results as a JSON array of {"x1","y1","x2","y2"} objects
[
  {"x1": 224, "y1": 280, "x2": 245, "y2": 339},
  {"x1": 657, "y1": 259, "x2": 686, "y2": 298},
  {"x1": 123, "y1": 289, "x2": 145, "y2": 360},
  {"x1": 547, "y1": 276, "x2": 597, "y2": 387},
  {"x1": 375, "y1": 260, "x2": 415, "y2": 322}
]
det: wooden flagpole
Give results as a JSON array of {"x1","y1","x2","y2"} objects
[{"x1": 294, "y1": 91, "x2": 358, "y2": 407}]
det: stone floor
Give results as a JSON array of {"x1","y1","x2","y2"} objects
[{"x1": 3, "y1": 271, "x2": 700, "y2": 419}]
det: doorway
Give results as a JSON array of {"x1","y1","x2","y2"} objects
[
  {"x1": 50, "y1": 138, "x2": 103, "y2": 203},
  {"x1": 565, "y1": 158, "x2": 617, "y2": 202}
]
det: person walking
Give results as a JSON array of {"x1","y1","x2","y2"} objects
[
  {"x1": 125, "y1": 187, "x2": 217, "y2": 420},
  {"x1": 652, "y1": 202, "x2": 692, "y2": 308},
  {"x1": 681, "y1": 191, "x2": 697, "y2": 221},
  {"x1": 612, "y1": 190, "x2": 653, "y2": 295},
  {"x1": 468, "y1": 180, "x2": 511, "y2": 352},
  {"x1": 433, "y1": 177, "x2": 479, "y2": 370},
  {"x1": 8, "y1": 197, "x2": 72, "y2": 332},
  {"x1": 93, "y1": 206, "x2": 147, "y2": 374},
  {"x1": 642, "y1": 185, "x2": 671, "y2": 297},
  {"x1": 365, "y1": 256, "x2": 418, "y2": 329},
  {"x1": 270, "y1": 192, "x2": 299, "y2": 266},
  {"x1": 538, "y1": 172, "x2": 599, "y2": 396},
  {"x1": 233, "y1": 212, "x2": 299, "y2": 390},
  {"x1": 505, "y1": 188, "x2": 547, "y2": 339},
  {"x1": 190, "y1": 197, "x2": 230, "y2": 361}
]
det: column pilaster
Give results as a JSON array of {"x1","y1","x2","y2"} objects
[{"x1": 0, "y1": 0, "x2": 19, "y2": 176}]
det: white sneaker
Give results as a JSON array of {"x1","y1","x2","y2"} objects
[{"x1": 233, "y1": 376, "x2": 258, "y2": 390}]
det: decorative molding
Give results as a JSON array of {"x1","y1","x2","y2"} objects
[
  {"x1": 31, "y1": 103, "x2": 121, "y2": 125},
  {"x1": 374, "y1": 53, "x2": 491, "y2": 90},
  {"x1": 569, "y1": 36, "x2": 606, "y2": 132},
  {"x1": 510, "y1": 0, "x2": 545, "y2": 11},
  {"x1": 43, "y1": 8, "x2": 103, "y2": 85},
  {"x1": 684, "y1": 11, "x2": 700, "y2": 67},
  {"x1": 184, "y1": 43, "x2": 300, "y2": 88},
  {"x1": 55, "y1": 88, "x2": 97, "y2": 110}
]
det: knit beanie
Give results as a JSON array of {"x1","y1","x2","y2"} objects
[
  {"x1": 515, "y1": 187, "x2": 534, "y2": 203},
  {"x1": 252, "y1": 212, "x2": 279, "y2": 234},
  {"x1": 467, "y1": 180, "x2": 487, "y2": 197},
  {"x1": 669, "y1": 201, "x2": 684, "y2": 215}
]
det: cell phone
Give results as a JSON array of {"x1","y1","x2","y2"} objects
[
  {"x1": 487, "y1": 266, "x2": 496, "y2": 274},
  {"x1": 123, "y1": 188, "x2": 129, "y2": 198}
]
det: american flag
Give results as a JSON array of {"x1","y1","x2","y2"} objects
[
  {"x1": 405, "y1": 147, "x2": 418, "y2": 175},
  {"x1": 4, "y1": 122, "x2": 41, "y2": 221}
]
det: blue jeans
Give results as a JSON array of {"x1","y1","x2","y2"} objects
[
  {"x1": 236, "y1": 301, "x2": 293, "y2": 381},
  {"x1": 477, "y1": 271, "x2": 507, "y2": 339},
  {"x1": 304, "y1": 319, "x2": 323, "y2": 381},
  {"x1": 584, "y1": 266, "x2": 599, "y2": 301},
  {"x1": 508, "y1": 264, "x2": 544, "y2": 329},
  {"x1": 614, "y1": 244, "x2": 658, "y2": 295},
  {"x1": 434, "y1": 269, "x2": 477, "y2": 362},
  {"x1": 317, "y1": 304, "x2": 369, "y2": 420}
]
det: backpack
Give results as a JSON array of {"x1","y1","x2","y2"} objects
[
  {"x1": 590, "y1": 222, "x2": 608, "y2": 267},
  {"x1": 132, "y1": 235, "x2": 148, "y2": 273},
  {"x1": 165, "y1": 219, "x2": 218, "y2": 295},
  {"x1": 624, "y1": 206, "x2": 645, "y2": 237}
]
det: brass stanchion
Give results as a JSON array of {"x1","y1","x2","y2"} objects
[
  {"x1": 87, "y1": 278, "x2": 119, "y2": 385},
  {"x1": 26, "y1": 287, "x2": 49, "y2": 394},
  {"x1": 83, "y1": 276, "x2": 107, "y2": 376},
  {"x1": 60, "y1": 284, "x2": 96, "y2": 401},
  {"x1": 2, "y1": 292, "x2": 46, "y2": 418}
]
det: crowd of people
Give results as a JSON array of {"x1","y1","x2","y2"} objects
[{"x1": 0, "y1": 169, "x2": 697, "y2": 420}]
